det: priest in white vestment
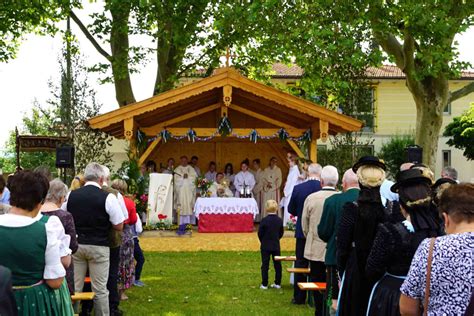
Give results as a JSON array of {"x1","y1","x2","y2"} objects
[
  {"x1": 261, "y1": 157, "x2": 282, "y2": 218},
  {"x1": 281, "y1": 157, "x2": 301, "y2": 225},
  {"x1": 234, "y1": 160, "x2": 256, "y2": 197},
  {"x1": 209, "y1": 173, "x2": 233, "y2": 197},
  {"x1": 174, "y1": 156, "x2": 197, "y2": 225}
]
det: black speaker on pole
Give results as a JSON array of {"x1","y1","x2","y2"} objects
[
  {"x1": 405, "y1": 145, "x2": 423, "y2": 164},
  {"x1": 56, "y1": 145, "x2": 75, "y2": 168}
]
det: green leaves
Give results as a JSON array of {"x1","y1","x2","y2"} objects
[{"x1": 444, "y1": 103, "x2": 474, "y2": 160}]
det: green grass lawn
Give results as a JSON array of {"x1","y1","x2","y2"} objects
[{"x1": 120, "y1": 251, "x2": 314, "y2": 316}]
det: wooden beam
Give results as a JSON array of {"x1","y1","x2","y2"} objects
[
  {"x1": 223, "y1": 84, "x2": 232, "y2": 107},
  {"x1": 232, "y1": 104, "x2": 303, "y2": 132},
  {"x1": 141, "y1": 103, "x2": 220, "y2": 135},
  {"x1": 319, "y1": 120, "x2": 329, "y2": 142},
  {"x1": 165, "y1": 128, "x2": 301, "y2": 137},
  {"x1": 286, "y1": 140, "x2": 305, "y2": 159},
  {"x1": 88, "y1": 70, "x2": 230, "y2": 129},
  {"x1": 139, "y1": 137, "x2": 162, "y2": 166}
]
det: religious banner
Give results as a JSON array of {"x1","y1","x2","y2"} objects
[{"x1": 147, "y1": 173, "x2": 173, "y2": 225}]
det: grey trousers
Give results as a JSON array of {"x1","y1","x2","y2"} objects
[{"x1": 74, "y1": 244, "x2": 110, "y2": 316}]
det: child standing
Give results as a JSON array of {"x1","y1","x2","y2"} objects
[{"x1": 258, "y1": 200, "x2": 284, "y2": 289}]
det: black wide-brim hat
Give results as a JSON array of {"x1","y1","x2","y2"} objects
[
  {"x1": 391, "y1": 169, "x2": 432, "y2": 193},
  {"x1": 352, "y1": 156, "x2": 386, "y2": 173},
  {"x1": 432, "y1": 177, "x2": 457, "y2": 190}
]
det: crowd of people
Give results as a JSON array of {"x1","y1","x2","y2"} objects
[
  {"x1": 0, "y1": 163, "x2": 146, "y2": 316},
  {"x1": 257, "y1": 156, "x2": 474, "y2": 316},
  {"x1": 0, "y1": 155, "x2": 472, "y2": 316}
]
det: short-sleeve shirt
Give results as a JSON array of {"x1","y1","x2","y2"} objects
[{"x1": 400, "y1": 233, "x2": 474, "y2": 315}]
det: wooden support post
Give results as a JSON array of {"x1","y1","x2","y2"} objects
[
  {"x1": 310, "y1": 122, "x2": 318, "y2": 163},
  {"x1": 124, "y1": 118, "x2": 137, "y2": 157},
  {"x1": 319, "y1": 120, "x2": 329, "y2": 143},
  {"x1": 138, "y1": 137, "x2": 162, "y2": 166},
  {"x1": 286, "y1": 140, "x2": 305, "y2": 159}
]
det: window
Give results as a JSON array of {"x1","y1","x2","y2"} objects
[
  {"x1": 356, "y1": 145, "x2": 374, "y2": 156},
  {"x1": 442, "y1": 150, "x2": 451, "y2": 168},
  {"x1": 353, "y1": 88, "x2": 375, "y2": 132},
  {"x1": 443, "y1": 102, "x2": 451, "y2": 115}
]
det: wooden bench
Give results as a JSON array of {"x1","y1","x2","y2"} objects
[
  {"x1": 297, "y1": 282, "x2": 327, "y2": 292},
  {"x1": 71, "y1": 292, "x2": 95, "y2": 302},
  {"x1": 287, "y1": 267, "x2": 310, "y2": 274},
  {"x1": 275, "y1": 256, "x2": 297, "y2": 262}
]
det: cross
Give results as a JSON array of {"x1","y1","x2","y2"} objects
[{"x1": 224, "y1": 47, "x2": 237, "y2": 67}]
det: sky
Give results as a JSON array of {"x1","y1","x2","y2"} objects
[{"x1": 0, "y1": 3, "x2": 473, "y2": 151}]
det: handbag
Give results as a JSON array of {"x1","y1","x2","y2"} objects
[{"x1": 423, "y1": 237, "x2": 436, "y2": 316}]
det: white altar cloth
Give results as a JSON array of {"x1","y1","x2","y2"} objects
[{"x1": 194, "y1": 197, "x2": 258, "y2": 219}]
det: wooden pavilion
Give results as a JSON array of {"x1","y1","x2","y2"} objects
[{"x1": 88, "y1": 67, "x2": 362, "y2": 175}]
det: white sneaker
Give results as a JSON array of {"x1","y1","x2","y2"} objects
[
  {"x1": 260, "y1": 284, "x2": 268, "y2": 290},
  {"x1": 270, "y1": 284, "x2": 281, "y2": 289}
]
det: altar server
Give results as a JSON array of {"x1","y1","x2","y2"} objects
[
  {"x1": 174, "y1": 156, "x2": 197, "y2": 224},
  {"x1": 281, "y1": 156, "x2": 301, "y2": 225},
  {"x1": 262, "y1": 157, "x2": 282, "y2": 214},
  {"x1": 234, "y1": 159, "x2": 256, "y2": 197},
  {"x1": 252, "y1": 159, "x2": 264, "y2": 217}
]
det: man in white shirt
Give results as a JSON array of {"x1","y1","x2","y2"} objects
[{"x1": 65, "y1": 162, "x2": 125, "y2": 316}]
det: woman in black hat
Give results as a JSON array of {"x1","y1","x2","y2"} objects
[
  {"x1": 365, "y1": 169, "x2": 442, "y2": 316},
  {"x1": 336, "y1": 156, "x2": 387, "y2": 316}
]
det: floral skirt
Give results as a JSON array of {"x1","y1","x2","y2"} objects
[{"x1": 118, "y1": 224, "x2": 135, "y2": 290}]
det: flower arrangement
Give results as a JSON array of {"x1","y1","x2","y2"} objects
[
  {"x1": 195, "y1": 176, "x2": 213, "y2": 196},
  {"x1": 135, "y1": 193, "x2": 148, "y2": 215},
  {"x1": 286, "y1": 215, "x2": 297, "y2": 231}
]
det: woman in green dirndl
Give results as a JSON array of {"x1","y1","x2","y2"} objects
[{"x1": 0, "y1": 171, "x2": 67, "y2": 316}]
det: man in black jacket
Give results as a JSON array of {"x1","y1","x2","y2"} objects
[
  {"x1": 288, "y1": 163, "x2": 322, "y2": 304},
  {"x1": 258, "y1": 200, "x2": 284, "y2": 290}
]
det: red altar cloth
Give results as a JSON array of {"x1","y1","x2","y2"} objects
[{"x1": 198, "y1": 213, "x2": 254, "y2": 233}]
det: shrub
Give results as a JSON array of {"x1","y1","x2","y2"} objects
[{"x1": 378, "y1": 134, "x2": 415, "y2": 179}]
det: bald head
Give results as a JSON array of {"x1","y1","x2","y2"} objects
[
  {"x1": 342, "y1": 169, "x2": 359, "y2": 191},
  {"x1": 400, "y1": 162, "x2": 414, "y2": 171}
]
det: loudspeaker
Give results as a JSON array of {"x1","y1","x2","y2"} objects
[
  {"x1": 405, "y1": 145, "x2": 423, "y2": 164},
  {"x1": 56, "y1": 146, "x2": 75, "y2": 168}
]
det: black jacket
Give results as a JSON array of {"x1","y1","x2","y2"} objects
[{"x1": 258, "y1": 214, "x2": 284, "y2": 252}]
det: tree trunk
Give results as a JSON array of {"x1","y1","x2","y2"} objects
[
  {"x1": 408, "y1": 76, "x2": 449, "y2": 170},
  {"x1": 109, "y1": 1, "x2": 136, "y2": 106},
  {"x1": 154, "y1": 24, "x2": 181, "y2": 95}
]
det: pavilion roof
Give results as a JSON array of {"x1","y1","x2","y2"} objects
[{"x1": 88, "y1": 67, "x2": 363, "y2": 139}]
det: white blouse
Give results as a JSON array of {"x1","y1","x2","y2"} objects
[
  {"x1": 0, "y1": 213, "x2": 66, "y2": 280},
  {"x1": 34, "y1": 212, "x2": 72, "y2": 257}
]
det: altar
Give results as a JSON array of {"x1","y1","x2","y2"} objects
[{"x1": 194, "y1": 197, "x2": 258, "y2": 233}]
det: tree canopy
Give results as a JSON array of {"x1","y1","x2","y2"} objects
[{"x1": 215, "y1": 1, "x2": 474, "y2": 168}]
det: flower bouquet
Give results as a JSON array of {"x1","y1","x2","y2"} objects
[
  {"x1": 195, "y1": 176, "x2": 212, "y2": 196},
  {"x1": 286, "y1": 215, "x2": 297, "y2": 231}
]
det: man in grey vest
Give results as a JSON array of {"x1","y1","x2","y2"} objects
[{"x1": 66, "y1": 163, "x2": 125, "y2": 316}]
